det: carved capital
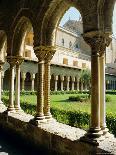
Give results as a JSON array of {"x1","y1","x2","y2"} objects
[
  {"x1": 7, "y1": 56, "x2": 24, "y2": 67},
  {"x1": 84, "y1": 34, "x2": 112, "y2": 57},
  {"x1": 34, "y1": 46, "x2": 56, "y2": 62},
  {"x1": 0, "y1": 61, "x2": 4, "y2": 71}
]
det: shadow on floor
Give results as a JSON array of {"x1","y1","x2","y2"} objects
[{"x1": 0, "y1": 127, "x2": 51, "y2": 155}]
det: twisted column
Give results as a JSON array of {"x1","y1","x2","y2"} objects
[{"x1": 44, "y1": 47, "x2": 56, "y2": 119}]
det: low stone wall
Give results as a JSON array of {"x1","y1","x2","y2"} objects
[{"x1": 0, "y1": 107, "x2": 115, "y2": 155}]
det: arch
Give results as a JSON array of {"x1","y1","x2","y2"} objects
[
  {"x1": 99, "y1": 0, "x2": 116, "y2": 34},
  {"x1": 8, "y1": 16, "x2": 33, "y2": 56},
  {"x1": 0, "y1": 30, "x2": 7, "y2": 62},
  {"x1": 36, "y1": 0, "x2": 83, "y2": 46}
]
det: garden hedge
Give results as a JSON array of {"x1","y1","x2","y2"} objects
[{"x1": 1, "y1": 96, "x2": 116, "y2": 137}]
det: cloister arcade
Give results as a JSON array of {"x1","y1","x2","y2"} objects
[{"x1": 0, "y1": 0, "x2": 116, "y2": 154}]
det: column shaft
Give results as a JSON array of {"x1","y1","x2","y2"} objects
[
  {"x1": 31, "y1": 74, "x2": 35, "y2": 92},
  {"x1": 15, "y1": 64, "x2": 21, "y2": 111},
  {"x1": 44, "y1": 62, "x2": 52, "y2": 118},
  {"x1": 36, "y1": 61, "x2": 45, "y2": 119},
  {"x1": 61, "y1": 80, "x2": 64, "y2": 91},
  {"x1": 99, "y1": 54, "x2": 108, "y2": 133},
  {"x1": 0, "y1": 66, "x2": 3, "y2": 104},
  {"x1": 90, "y1": 52, "x2": 101, "y2": 131},
  {"x1": 21, "y1": 73, "x2": 25, "y2": 91},
  {"x1": 8, "y1": 65, "x2": 15, "y2": 111},
  {"x1": 66, "y1": 80, "x2": 69, "y2": 91},
  {"x1": 71, "y1": 81, "x2": 74, "y2": 90},
  {"x1": 55, "y1": 80, "x2": 58, "y2": 91}
]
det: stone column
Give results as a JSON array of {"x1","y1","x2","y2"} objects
[
  {"x1": 71, "y1": 77, "x2": 75, "y2": 91},
  {"x1": 1, "y1": 71, "x2": 4, "y2": 92},
  {"x1": 31, "y1": 74, "x2": 35, "y2": 92},
  {"x1": 76, "y1": 78, "x2": 79, "y2": 91},
  {"x1": 99, "y1": 53, "x2": 108, "y2": 134},
  {"x1": 54, "y1": 76, "x2": 58, "y2": 91},
  {"x1": 66, "y1": 77, "x2": 70, "y2": 91},
  {"x1": 15, "y1": 57, "x2": 24, "y2": 112},
  {"x1": 31, "y1": 46, "x2": 51, "y2": 123},
  {"x1": 7, "y1": 57, "x2": 15, "y2": 112},
  {"x1": 0, "y1": 62, "x2": 5, "y2": 107},
  {"x1": 44, "y1": 48, "x2": 55, "y2": 119},
  {"x1": 83, "y1": 35, "x2": 104, "y2": 139},
  {"x1": 61, "y1": 76, "x2": 64, "y2": 91},
  {"x1": 21, "y1": 72, "x2": 26, "y2": 91}
]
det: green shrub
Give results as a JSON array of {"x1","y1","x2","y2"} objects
[
  {"x1": 1, "y1": 95, "x2": 116, "y2": 137},
  {"x1": 69, "y1": 94, "x2": 89, "y2": 102},
  {"x1": 106, "y1": 95, "x2": 112, "y2": 102}
]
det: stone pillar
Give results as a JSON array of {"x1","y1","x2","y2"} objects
[
  {"x1": 31, "y1": 74, "x2": 35, "y2": 92},
  {"x1": 71, "y1": 77, "x2": 75, "y2": 91},
  {"x1": 1, "y1": 71, "x2": 4, "y2": 92},
  {"x1": 7, "y1": 57, "x2": 15, "y2": 112},
  {"x1": 76, "y1": 78, "x2": 79, "y2": 91},
  {"x1": 83, "y1": 35, "x2": 104, "y2": 139},
  {"x1": 61, "y1": 76, "x2": 64, "y2": 91},
  {"x1": 15, "y1": 57, "x2": 24, "y2": 111},
  {"x1": 0, "y1": 62, "x2": 5, "y2": 106},
  {"x1": 44, "y1": 48, "x2": 55, "y2": 119},
  {"x1": 99, "y1": 53, "x2": 108, "y2": 134},
  {"x1": 66, "y1": 77, "x2": 70, "y2": 91},
  {"x1": 54, "y1": 76, "x2": 58, "y2": 91},
  {"x1": 21, "y1": 72, "x2": 26, "y2": 91}
]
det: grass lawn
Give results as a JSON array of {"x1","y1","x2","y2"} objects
[
  {"x1": 19, "y1": 94, "x2": 116, "y2": 114},
  {"x1": 2, "y1": 93, "x2": 116, "y2": 136}
]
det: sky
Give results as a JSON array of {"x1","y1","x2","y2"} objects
[{"x1": 60, "y1": 5, "x2": 116, "y2": 36}]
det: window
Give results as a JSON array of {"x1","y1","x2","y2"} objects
[
  {"x1": 82, "y1": 63, "x2": 86, "y2": 68},
  {"x1": 73, "y1": 60, "x2": 78, "y2": 67},
  {"x1": 26, "y1": 37, "x2": 30, "y2": 45},
  {"x1": 62, "y1": 38, "x2": 64, "y2": 46},
  {"x1": 24, "y1": 50, "x2": 31, "y2": 58},
  {"x1": 69, "y1": 41, "x2": 72, "y2": 48},
  {"x1": 63, "y1": 58, "x2": 68, "y2": 65}
]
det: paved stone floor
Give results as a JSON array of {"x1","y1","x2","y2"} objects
[{"x1": 0, "y1": 129, "x2": 49, "y2": 155}]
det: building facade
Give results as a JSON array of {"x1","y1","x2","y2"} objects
[{"x1": 2, "y1": 20, "x2": 116, "y2": 91}]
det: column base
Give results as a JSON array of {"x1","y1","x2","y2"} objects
[
  {"x1": 44, "y1": 112, "x2": 52, "y2": 119},
  {"x1": 80, "y1": 127, "x2": 103, "y2": 146},
  {"x1": 29, "y1": 116, "x2": 47, "y2": 126},
  {"x1": 101, "y1": 127, "x2": 109, "y2": 135},
  {"x1": 7, "y1": 106, "x2": 15, "y2": 112},
  {"x1": 15, "y1": 107, "x2": 24, "y2": 113}
]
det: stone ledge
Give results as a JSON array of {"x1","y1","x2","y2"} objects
[{"x1": 0, "y1": 108, "x2": 116, "y2": 155}]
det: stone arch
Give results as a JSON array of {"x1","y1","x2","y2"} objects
[
  {"x1": 36, "y1": 0, "x2": 83, "y2": 46},
  {"x1": 100, "y1": 0, "x2": 116, "y2": 33},
  {"x1": 9, "y1": 16, "x2": 33, "y2": 56},
  {"x1": 0, "y1": 30, "x2": 7, "y2": 62}
]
